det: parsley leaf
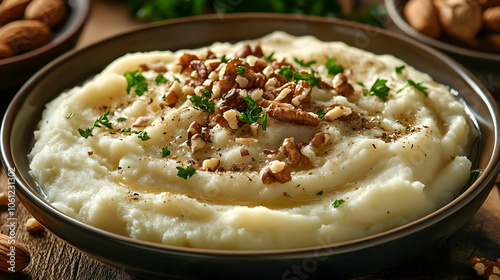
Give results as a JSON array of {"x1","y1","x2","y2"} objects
[
  {"x1": 316, "y1": 109, "x2": 326, "y2": 119},
  {"x1": 134, "y1": 130, "x2": 151, "y2": 141},
  {"x1": 202, "y1": 89, "x2": 211, "y2": 98},
  {"x1": 332, "y1": 199, "x2": 345, "y2": 208},
  {"x1": 278, "y1": 66, "x2": 293, "y2": 80},
  {"x1": 77, "y1": 127, "x2": 93, "y2": 139},
  {"x1": 177, "y1": 166, "x2": 196, "y2": 179},
  {"x1": 236, "y1": 66, "x2": 246, "y2": 75},
  {"x1": 190, "y1": 95, "x2": 215, "y2": 114},
  {"x1": 161, "y1": 145, "x2": 171, "y2": 157},
  {"x1": 278, "y1": 66, "x2": 320, "y2": 86},
  {"x1": 239, "y1": 96, "x2": 267, "y2": 130},
  {"x1": 94, "y1": 110, "x2": 113, "y2": 129},
  {"x1": 470, "y1": 169, "x2": 480, "y2": 180},
  {"x1": 396, "y1": 79, "x2": 428, "y2": 96},
  {"x1": 294, "y1": 57, "x2": 316, "y2": 67},
  {"x1": 66, "y1": 112, "x2": 74, "y2": 119},
  {"x1": 154, "y1": 74, "x2": 168, "y2": 85},
  {"x1": 124, "y1": 70, "x2": 148, "y2": 96},
  {"x1": 363, "y1": 78, "x2": 390, "y2": 102},
  {"x1": 220, "y1": 54, "x2": 229, "y2": 63},
  {"x1": 123, "y1": 128, "x2": 131, "y2": 134},
  {"x1": 117, "y1": 117, "x2": 127, "y2": 122},
  {"x1": 395, "y1": 65, "x2": 405, "y2": 74},
  {"x1": 316, "y1": 190, "x2": 323, "y2": 196},
  {"x1": 326, "y1": 57, "x2": 344, "y2": 76},
  {"x1": 264, "y1": 51, "x2": 274, "y2": 62}
]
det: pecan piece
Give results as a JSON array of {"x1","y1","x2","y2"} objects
[
  {"x1": 260, "y1": 161, "x2": 292, "y2": 184},
  {"x1": 470, "y1": 257, "x2": 500, "y2": 279},
  {"x1": 309, "y1": 131, "x2": 332, "y2": 148},
  {"x1": 281, "y1": 138, "x2": 311, "y2": 165},
  {"x1": 189, "y1": 60, "x2": 209, "y2": 80},
  {"x1": 178, "y1": 53, "x2": 199, "y2": 72},
  {"x1": 219, "y1": 88, "x2": 248, "y2": 114},
  {"x1": 272, "y1": 80, "x2": 311, "y2": 108},
  {"x1": 236, "y1": 44, "x2": 264, "y2": 58},
  {"x1": 187, "y1": 121, "x2": 210, "y2": 152},
  {"x1": 323, "y1": 104, "x2": 353, "y2": 122},
  {"x1": 240, "y1": 71, "x2": 266, "y2": 88},
  {"x1": 332, "y1": 73, "x2": 354, "y2": 97},
  {"x1": 260, "y1": 100, "x2": 319, "y2": 126}
]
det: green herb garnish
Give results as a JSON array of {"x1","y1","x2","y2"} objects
[
  {"x1": 220, "y1": 54, "x2": 229, "y2": 63},
  {"x1": 176, "y1": 166, "x2": 196, "y2": 179},
  {"x1": 124, "y1": 70, "x2": 148, "y2": 96},
  {"x1": 65, "y1": 112, "x2": 74, "y2": 119},
  {"x1": 190, "y1": 95, "x2": 215, "y2": 114},
  {"x1": 264, "y1": 51, "x2": 275, "y2": 62},
  {"x1": 117, "y1": 117, "x2": 127, "y2": 122},
  {"x1": 123, "y1": 128, "x2": 131, "y2": 134},
  {"x1": 278, "y1": 66, "x2": 320, "y2": 86},
  {"x1": 395, "y1": 65, "x2": 405, "y2": 74},
  {"x1": 326, "y1": 57, "x2": 344, "y2": 76},
  {"x1": 316, "y1": 190, "x2": 323, "y2": 196},
  {"x1": 154, "y1": 74, "x2": 168, "y2": 85},
  {"x1": 294, "y1": 57, "x2": 316, "y2": 67},
  {"x1": 332, "y1": 199, "x2": 345, "y2": 208},
  {"x1": 134, "y1": 130, "x2": 151, "y2": 141},
  {"x1": 316, "y1": 109, "x2": 326, "y2": 119},
  {"x1": 396, "y1": 79, "x2": 428, "y2": 96},
  {"x1": 470, "y1": 169, "x2": 480, "y2": 180},
  {"x1": 77, "y1": 110, "x2": 113, "y2": 139},
  {"x1": 239, "y1": 96, "x2": 268, "y2": 130},
  {"x1": 202, "y1": 89, "x2": 211, "y2": 98},
  {"x1": 77, "y1": 127, "x2": 93, "y2": 138},
  {"x1": 363, "y1": 78, "x2": 390, "y2": 102},
  {"x1": 236, "y1": 66, "x2": 247, "y2": 75},
  {"x1": 161, "y1": 145, "x2": 171, "y2": 157}
]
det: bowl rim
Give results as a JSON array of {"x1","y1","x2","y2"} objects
[
  {"x1": 384, "y1": 0, "x2": 500, "y2": 62},
  {"x1": 2, "y1": 12, "x2": 500, "y2": 257},
  {"x1": 0, "y1": 0, "x2": 91, "y2": 66}
]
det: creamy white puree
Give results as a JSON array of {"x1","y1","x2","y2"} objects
[{"x1": 29, "y1": 32, "x2": 472, "y2": 250}]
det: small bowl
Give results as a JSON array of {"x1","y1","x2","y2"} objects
[
  {"x1": 2, "y1": 14, "x2": 500, "y2": 279},
  {"x1": 385, "y1": 0, "x2": 500, "y2": 67},
  {"x1": 0, "y1": 0, "x2": 90, "y2": 92}
]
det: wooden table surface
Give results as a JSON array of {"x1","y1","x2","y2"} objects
[{"x1": 1, "y1": 0, "x2": 499, "y2": 279}]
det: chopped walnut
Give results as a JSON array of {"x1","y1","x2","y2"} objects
[
  {"x1": 309, "y1": 131, "x2": 332, "y2": 148},
  {"x1": 187, "y1": 121, "x2": 210, "y2": 152},
  {"x1": 323, "y1": 104, "x2": 353, "y2": 121},
  {"x1": 189, "y1": 60, "x2": 209, "y2": 80},
  {"x1": 202, "y1": 158, "x2": 220, "y2": 171},
  {"x1": 219, "y1": 88, "x2": 248, "y2": 114},
  {"x1": 332, "y1": 73, "x2": 354, "y2": 97},
  {"x1": 271, "y1": 80, "x2": 311, "y2": 108},
  {"x1": 140, "y1": 62, "x2": 167, "y2": 73},
  {"x1": 178, "y1": 53, "x2": 199, "y2": 72},
  {"x1": 190, "y1": 134, "x2": 206, "y2": 153},
  {"x1": 281, "y1": 138, "x2": 311, "y2": 165},
  {"x1": 260, "y1": 100, "x2": 319, "y2": 126},
  {"x1": 240, "y1": 149, "x2": 250, "y2": 157},
  {"x1": 236, "y1": 44, "x2": 264, "y2": 58},
  {"x1": 471, "y1": 257, "x2": 500, "y2": 280},
  {"x1": 260, "y1": 160, "x2": 292, "y2": 184},
  {"x1": 132, "y1": 116, "x2": 149, "y2": 127},
  {"x1": 223, "y1": 109, "x2": 240, "y2": 130},
  {"x1": 235, "y1": 137, "x2": 258, "y2": 145}
]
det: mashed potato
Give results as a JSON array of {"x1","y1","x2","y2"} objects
[{"x1": 29, "y1": 31, "x2": 473, "y2": 250}]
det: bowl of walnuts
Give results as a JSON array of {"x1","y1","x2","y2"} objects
[
  {"x1": 0, "y1": 0, "x2": 90, "y2": 92},
  {"x1": 385, "y1": 0, "x2": 500, "y2": 64}
]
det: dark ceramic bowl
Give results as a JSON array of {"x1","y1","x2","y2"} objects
[
  {"x1": 0, "y1": 0, "x2": 90, "y2": 92},
  {"x1": 2, "y1": 14, "x2": 500, "y2": 279}
]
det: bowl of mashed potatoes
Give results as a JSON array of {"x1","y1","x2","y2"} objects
[{"x1": 2, "y1": 14, "x2": 499, "y2": 279}]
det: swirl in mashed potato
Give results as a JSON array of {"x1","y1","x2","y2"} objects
[{"x1": 29, "y1": 32, "x2": 473, "y2": 250}]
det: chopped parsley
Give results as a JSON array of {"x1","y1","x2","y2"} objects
[
  {"x1": 134, "y1": 130, "x2": 151, "y2": 141},
  {"x1": 190, "y1": 91, "x2": 215, "y2": 114},
  {"x1": 396, "y1": 79, "x2": 428, "y2": 96},
  {"x1": 117, "y1": 117, "x2": 127, "y2": 122},
  {"x1": 161, "y1": 145, "x2": 171, "y2": 157},
  {"x1": 363, "y1": 78, "x2": 390, "y2": 102},
  {"x1": 124, "y1": 70, "x2": 148, "y2": 96},
  {"x1": 264, "y1": 51, "x2": 274, "y2": 62},
  {"x1": 123, "y1": 128, "x2": 131, "y2": 134},
  {"x1": 294, "y1": 57, "x2": 316, "y2": 67},
  {"x1": 316, "y1": 109, "x2": 326, "y2": 119},
  {"x1": 470, "y1": 169, "x2": 480, "y2": 180},
  {"x1": 239, "y1": 96, "x2": 268, "y2": 130},
  {"x1": 77, "y1": 110, "x2": 113, "y2": 139},
  {"x1": 176, "y1": 166, "x2": 196, "y2": 179},
  {"x1": 279, "y1": 66, "x2": 320, "y2": 86},
  {"x1": 65, "y1": 112, "x2": 74, "y2": 119},
  {"x1": 326, "y1": 57, "x2": 344, "y2": 76},
  {"x1": 355, "y1": 82, "x2": 366, "y2": 87},
  {"x1": 332, "y1": 199, "x2": 345, "y2": 208},
  {"x1": 154, "y1": 74, "x2": 168, "y2": 85},
  {"x1": 316, "y1": 190, "x2": 323, "y2": 196},
  {"x1": 220, "y1": 54, "x2": 229, "y2": 63},
  {"x1": 236, "y1": 66, "x2": 247, "y2": 75},
  {"x1": 395, "y1": 65, "x2": 405, "y2": 74}
]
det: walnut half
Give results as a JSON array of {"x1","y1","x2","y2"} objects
[{"x1": 260, "y1": 100, "x2": 319, "y2": 126}]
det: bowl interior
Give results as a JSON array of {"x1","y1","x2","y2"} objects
[{"x1": 2, "y1": 14, "x2": 500, "y2": 278}]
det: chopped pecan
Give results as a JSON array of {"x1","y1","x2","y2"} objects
[
  {"x1": 250, "y1": 59, "x2": 268, "y2": 73},
  {"x1": 240, "y1": 71, "x2": 266, "y2": 89},
  {"x1": 271, "y1": 80, "x2": 311, "y2": 108},
  {"x1": 187, "y1": 121, "x2": 211, "y2": 151},
  {"x1": 323, "y1": 104, "x2": 354, "y2": 121},
  {"x1": 139, "y1": 62, "x2": 167, "y2": 73},
  {"x1": 470, "y1": 257, "x2": 500, "y2": 279},
  {"x1": 189, "y1": 60, "x2": 209, "y2": 80},
  {"x1": 202, "y1": 158, "x2": 220, "y2": 171},
  {"x1": 187, "y1": 121, "x2": 202, "y2": 147},
  {"x1": 236, "y1": 44, "x2": 264, "y2": 58},
  {"x1": 309, "y1": 131, "x2": 331, "y2": 148},
  {"x1": 332, "y1": 73, "x2": 354, "y2": 97},
  {"x1": 219, "y1": 88, "x2": 248, "y2": 114},
  {"x1": 206, "y1": 50, "x2": 217, "y2": 60},
  {"x1": 132, "y1": 116, "x2": 149, "y2": 127},
  {"x1": 260, "y1": 161, "x2": 292, "y2": 184},
  {"x1": 178, "y1": 53, "x2": 199, "y2": 72},
  {"x1": 281, "y1": 138, "x2": 311, "y2": 165},
  {"x1": 240, "y1": 149, "x2": 250, "y2": 157},
  {"x1": 190, "y1": 134, "x2": 206, "y2": 153},
  {"x1": 260, "y1": 100, "x2": 319, "y2": 126}
]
